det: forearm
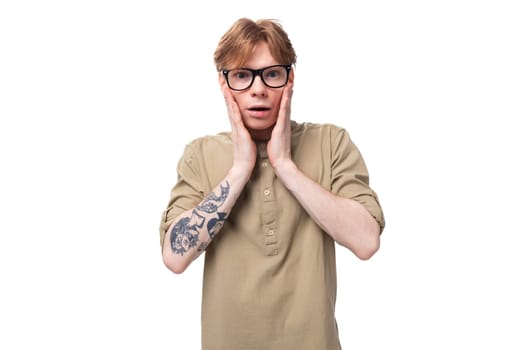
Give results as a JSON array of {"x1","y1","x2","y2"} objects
[
  {"x1": 274, "y1": 160, "x2": 380, "y2": 260},
  {"x1": 162, "y1": 166, "x2": 250, "y2": 273}
]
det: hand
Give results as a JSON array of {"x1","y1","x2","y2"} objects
[
  {"x1": 221, "y1": 85, "x2": 256, "y2": 179},
  {"x1": 267, "y1": 83, "x2": 294, "y2": 172}
]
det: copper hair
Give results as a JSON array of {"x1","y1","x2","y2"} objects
[{"x1": 214, "y1": 18, "x2": 297, "y2": 71}]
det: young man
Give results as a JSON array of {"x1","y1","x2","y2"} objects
[{"x1": 159, "y1": 18, "x2": 385, "y2": 350}]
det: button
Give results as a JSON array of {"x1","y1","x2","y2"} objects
[
  {"x1": 268, "y1": 229, "x2": 274, "y2": 236},
  {"x1": 266, "y1": 245, "x2": 278, "y2": 256},
  {"x1": 263, "y1": 188, "x2": 271, "y2": 196},
  {"x1": 261, "y1": 160, "x2": 268, "y2": 167},
  {"x1": 265, "y1": 235, "x2": 277, "y2": 244}
]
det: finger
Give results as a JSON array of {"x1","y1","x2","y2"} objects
[
  {"x1": 222, "y1": 86, "x2": 243, "y2": 127},
  {"x1": 280, "y1": 85, "x2": 293, "y2": 117},
  {"x1": 221, "y1": 85, "x2": 235, "y2": 113},
  {"x1": 274, "y1": 85, "x2": 293, "y2": 132},
  {"x1": 282, "y1": 84, "x2": 293, "y2": 112}
]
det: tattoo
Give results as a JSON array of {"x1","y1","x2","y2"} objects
[
  {"x1": 197, "y1": 183, "x2": 230, "y2": 213},
  {"x1": 207, "y1": 212, "x2": 227, "y2": 239},
  {"x1": 170, "y1": 181, "x2": 231, "y2": 256},
  {"x1": 195, "y1": 211, "x2": 227, "y2": 252},
  {"x1": 188, "y1": 209, "x2": 205, "y2": 228},
  {"x1": 170, "y1": 210, "x2": 204, "y2": 256},
  {"x1": 197, "y1": 242, "x2": 208, "y2": 252}
]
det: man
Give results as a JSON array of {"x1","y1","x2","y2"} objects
[{"x1": 159, "y1": 17, "x2": 385, "y2": 350}]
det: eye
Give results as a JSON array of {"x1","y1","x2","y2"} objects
[
  {"x1": 231, "y1": 69, "x2": 251, "y2": 80},
  {"x1": 263, "y1": 67, "x2": 285, "y2": 80}
]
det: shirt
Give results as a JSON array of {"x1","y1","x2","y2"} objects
[{"x1": 159, "y1": 121, "x2": 385, "y2": 350}]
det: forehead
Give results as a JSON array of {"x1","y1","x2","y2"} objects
[{"x1": 238, "y1": 43, "x2": 279, "y2": 69}]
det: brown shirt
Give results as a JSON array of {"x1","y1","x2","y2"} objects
[{"x1": 160, "y1": 121, "x2": 385, "y2": 350}]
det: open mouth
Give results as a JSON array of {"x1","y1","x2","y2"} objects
[{"x1": 248, "y1": 107, "x2": 270, "y2": 112}]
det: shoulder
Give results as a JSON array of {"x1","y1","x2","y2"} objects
[
  {"x1": 183, "y1": 132, "x2": 232, "y2": 154},
  {"x1": 291, "y1": 121, "x2": 361, "y2": 160},
  {"x1": 177, "y1": 132, "x2": 233, "y2": 190},
  {"x1": 291, "y1": 121, "x2": 351, "y2": 145},
  {"x1": 292, "y1": 121, "x2": 348, "y2": 135}
]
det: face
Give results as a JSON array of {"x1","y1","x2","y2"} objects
[{"x1": 220, "y1": 42, "x2": 294, "y2": 140}]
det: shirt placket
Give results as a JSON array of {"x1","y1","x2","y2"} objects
[{"x1": 257, "y1": 142, "x2": 278, "y2": 256}]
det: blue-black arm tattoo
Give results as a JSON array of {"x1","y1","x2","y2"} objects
[
  {"x1": 197, "y1": 183, "x2": 230, "y2": 213},
  {"x1": 170, "y1": 182, "x2": 231, "y2": 256},
  {"x1": 207, "y1": 212, "x2": 227, "y2": 239},
  {"x1": 197, "y1": 242, "x2": 208, "y2": 253},
  {"x1": 170, "y1": 210, "x2": 204, "y2": 256}
]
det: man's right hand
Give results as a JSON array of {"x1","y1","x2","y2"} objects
[{"x1": 221, "y1": 85, "x2": 256, "y2": 182}]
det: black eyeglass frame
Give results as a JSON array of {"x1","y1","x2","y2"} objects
[{"x1": 222, "y1": 64, "x2": 292, "y2": 91}]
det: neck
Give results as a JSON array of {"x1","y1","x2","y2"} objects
[{"x1": 248, "y1": 126, "x2": 273, "y2": 142}]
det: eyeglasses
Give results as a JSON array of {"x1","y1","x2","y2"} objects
[{"x1": 222, "y1": 64, "x2": 292, "y2": 91}]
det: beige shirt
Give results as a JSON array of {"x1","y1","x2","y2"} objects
[{"x1": 160, "y1": 121, "x2": 385, "y2": 350}]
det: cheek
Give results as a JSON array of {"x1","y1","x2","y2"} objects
[
  {"x1": 270, "y1": 93, "x2": 283, "y2": 112},
  {"x1": 231, "y1": 92, "x2": 243, "y2": 105}
]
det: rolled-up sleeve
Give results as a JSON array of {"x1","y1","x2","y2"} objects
[
  {"x1": 330, "y1": 127, "x2": 385, "y2": 233},
  {"x1": 159, "y1": 144, "x2": 205, "y2": 247}
]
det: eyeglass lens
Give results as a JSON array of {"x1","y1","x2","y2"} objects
[{"x1": 227, "y1": 66, "x2": 288, "y2": 90}]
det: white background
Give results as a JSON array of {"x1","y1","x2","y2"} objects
[{"x1": 1, "y1": 1, "x2": 524, "y2": 349}]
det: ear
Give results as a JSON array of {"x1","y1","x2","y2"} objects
[
  {"x1": 288, "y1": 67, "x2": 295, "y2": 85},
  {"x1": 218, "y1": 72, "x2": 227, "y2": 89}
]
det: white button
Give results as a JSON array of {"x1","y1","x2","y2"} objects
[
  {"x1": 263, "y1": 188, "x2": 271, "y2": 196},
  {"x1": 261, "y1": 161, "x2": 268, "y2": 167},
  {"x1": 268, "y1": 229, "x2": 274, "y2": 236}
]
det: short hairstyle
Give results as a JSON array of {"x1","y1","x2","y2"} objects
[{"x1": 214, "y1": 18, "x2": 297, "y2": 71}]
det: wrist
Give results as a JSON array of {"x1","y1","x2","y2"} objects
[
  {"x1": 273, "y1": 158, "x2": 298, "y2": 182},
  {"x1": 228, "y1": 163, "x2": 253, "y2": 185}
]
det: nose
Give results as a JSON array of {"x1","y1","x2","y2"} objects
[{"x1": 250, "y1": 75, "x2": 267, "y2": 96}]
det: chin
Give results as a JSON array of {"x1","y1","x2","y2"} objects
[
  {"x1": 243, "y1": 114, "x2": 277, "y2": 129},
  {"x1": 244, "y1": 120, "x2": 275, "y2": 140},
  {"x1": 248, "y1": 120, "x2": 274, "y2": 129}
]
